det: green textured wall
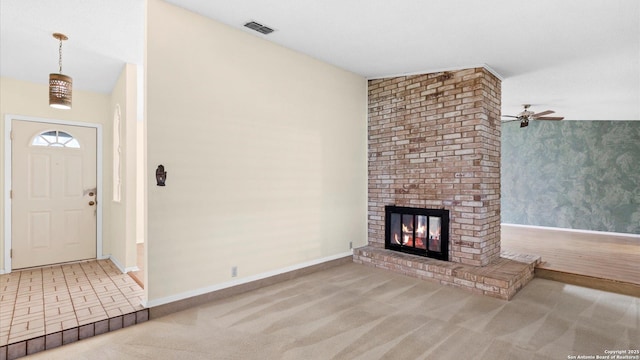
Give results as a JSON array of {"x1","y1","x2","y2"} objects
[{"x1": 501, "y1": 120, "x2": 640, "y2": 234}]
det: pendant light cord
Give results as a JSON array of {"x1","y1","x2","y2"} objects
[{"x1": 58, "y1": 39, "x2": 63, "y2": 73}]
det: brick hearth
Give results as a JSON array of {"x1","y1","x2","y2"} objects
[
  {"x1": 353, "y1": 247, "x2": 540, "y2": 300},
  {"x1": 360, "y1": 67, "x2": 537, "y2": 299}
]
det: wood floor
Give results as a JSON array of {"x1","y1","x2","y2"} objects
[{"x1": 501, "y1": 224, "x2": 640, "y2": 297}]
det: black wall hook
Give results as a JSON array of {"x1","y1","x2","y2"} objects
[{"x1": 156, "y1": 165, "x2": 167, "y2": 186}]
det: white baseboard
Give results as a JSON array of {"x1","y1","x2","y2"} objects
[
  {"x1": 105, "y1": 254, "x2": 140, "y2": 274},
  {"x1": 143, "y1": 251, "x2": 353, "y2": 308},
  {"x1": 108, "y1": 255, "x2": 126, "y2": 273},
  {"x1": 0, "y1": 255, "x2": 139, "y2": 275},
  {"x1": 501, "y1": 223, "x2": 640, "y2": 239}
]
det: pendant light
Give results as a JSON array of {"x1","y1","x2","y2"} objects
[{"x1": 49, "y1": 33, "x2": 72, "y2": 109}]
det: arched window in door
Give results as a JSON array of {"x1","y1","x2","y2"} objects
[{"x1": 31, "y1": 130, "x2": 81, "y2": 148}]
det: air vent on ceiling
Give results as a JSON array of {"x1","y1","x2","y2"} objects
[{"x1": 244, "y1": 21, "x2": 274, "y2": 35}]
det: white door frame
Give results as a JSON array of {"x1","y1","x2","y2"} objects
[{"x1": 3, "y1": 114, "x2": 104, "y2": 273}]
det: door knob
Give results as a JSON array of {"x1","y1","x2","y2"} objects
[{"x1": 89, "y1": 201, "x2": 96, "y2": 206}]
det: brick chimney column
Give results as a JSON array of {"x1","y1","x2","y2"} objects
[{"x1": 368, "y1": 67, "x2": 501, "y2": 266}]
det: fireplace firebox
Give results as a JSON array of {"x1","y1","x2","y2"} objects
[{"x1": 385, "y1": 206, "x2": 449, "y2": 261}]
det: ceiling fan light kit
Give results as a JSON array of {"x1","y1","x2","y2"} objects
[
  {"x1": 502, "y1": 104, "x2": 564, "y2": 128},
  {"x1": 49, "y1": 33, "x2": 73, "y2": 110}
]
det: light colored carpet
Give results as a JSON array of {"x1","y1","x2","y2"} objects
[{"x1": 27, "y1": 262, "x2": 639, "y2": 359}]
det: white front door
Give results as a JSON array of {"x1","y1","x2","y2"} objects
[{"x1": 11, "y1": 120, "x2": 97, "y2": 269}]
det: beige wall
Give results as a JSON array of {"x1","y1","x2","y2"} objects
[
  {"x1": 145, "y1": 0, "x2": 367, "y2": 304},
  {"x1": 0, "y1": 77, "x2": 111, "y2": 272},
  {"x1": 108, "y1": 64, "x2": 139, "y2": 270}
]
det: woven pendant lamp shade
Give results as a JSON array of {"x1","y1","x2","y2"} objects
[{"x1": 49, "y1": 73, "x2": 73, "y2": 109}]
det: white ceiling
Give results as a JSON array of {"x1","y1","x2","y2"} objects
[{"x1": 1, "y1": 0, "x2": 639, "y2": 120}]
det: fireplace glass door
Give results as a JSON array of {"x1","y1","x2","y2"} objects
[
  {"x1": 428, "y1": 216, "x2": 441, "y2": 252},
  {"x1": 385, "y1": 206, "x2": 449, "y2": 261}
]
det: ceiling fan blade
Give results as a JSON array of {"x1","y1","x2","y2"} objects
[
  {"x1": 501, "y1": 119, "x2": 521, "y2": 123},
  {"x1": 501, "y1": 115, "x2": 519, "y2": 118},
  {"x1": 532, "y1": 110, "x2": 554, "y2": 117},
  {"x1": 535, "y1": 117, "x2": 564, "y2": 120}
]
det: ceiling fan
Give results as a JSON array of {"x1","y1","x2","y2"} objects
[{"x1": 502, "y1": 104, "x2": 564, "y2": 128}]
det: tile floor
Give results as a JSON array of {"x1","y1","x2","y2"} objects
[{"x1": 0, "y1": 259, "x2": 145, "y2": 348}]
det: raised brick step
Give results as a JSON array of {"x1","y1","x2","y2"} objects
[{"x1": 353, "y1": 246, "x2": 540, "y2": 300}]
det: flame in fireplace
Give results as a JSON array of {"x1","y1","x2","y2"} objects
[{"x1": 394, "y1": 233, "x2": 401, "y2": 244}]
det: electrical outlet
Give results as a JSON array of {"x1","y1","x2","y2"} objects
[{"x1": 231, "y1": 266, "x2": 237, "y2": 277}]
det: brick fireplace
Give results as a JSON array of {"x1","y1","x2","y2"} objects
[{"x1": 354, "y1": 67, "x2": 539, "y2": 300}]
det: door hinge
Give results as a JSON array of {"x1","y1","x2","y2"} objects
[
  {"x1": 10, "y1": 249, "x2": 12, "y2": 258},
  {"x1": 10, "y1": 130, "x2": 13, "y2": 140},
  {"x1": 9, "y1": 190, "x2": 12, "y2": 199}
]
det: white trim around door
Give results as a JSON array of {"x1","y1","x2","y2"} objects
[{"x1": 3, "y1": 114, "x2": 104, "y2": 274}]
